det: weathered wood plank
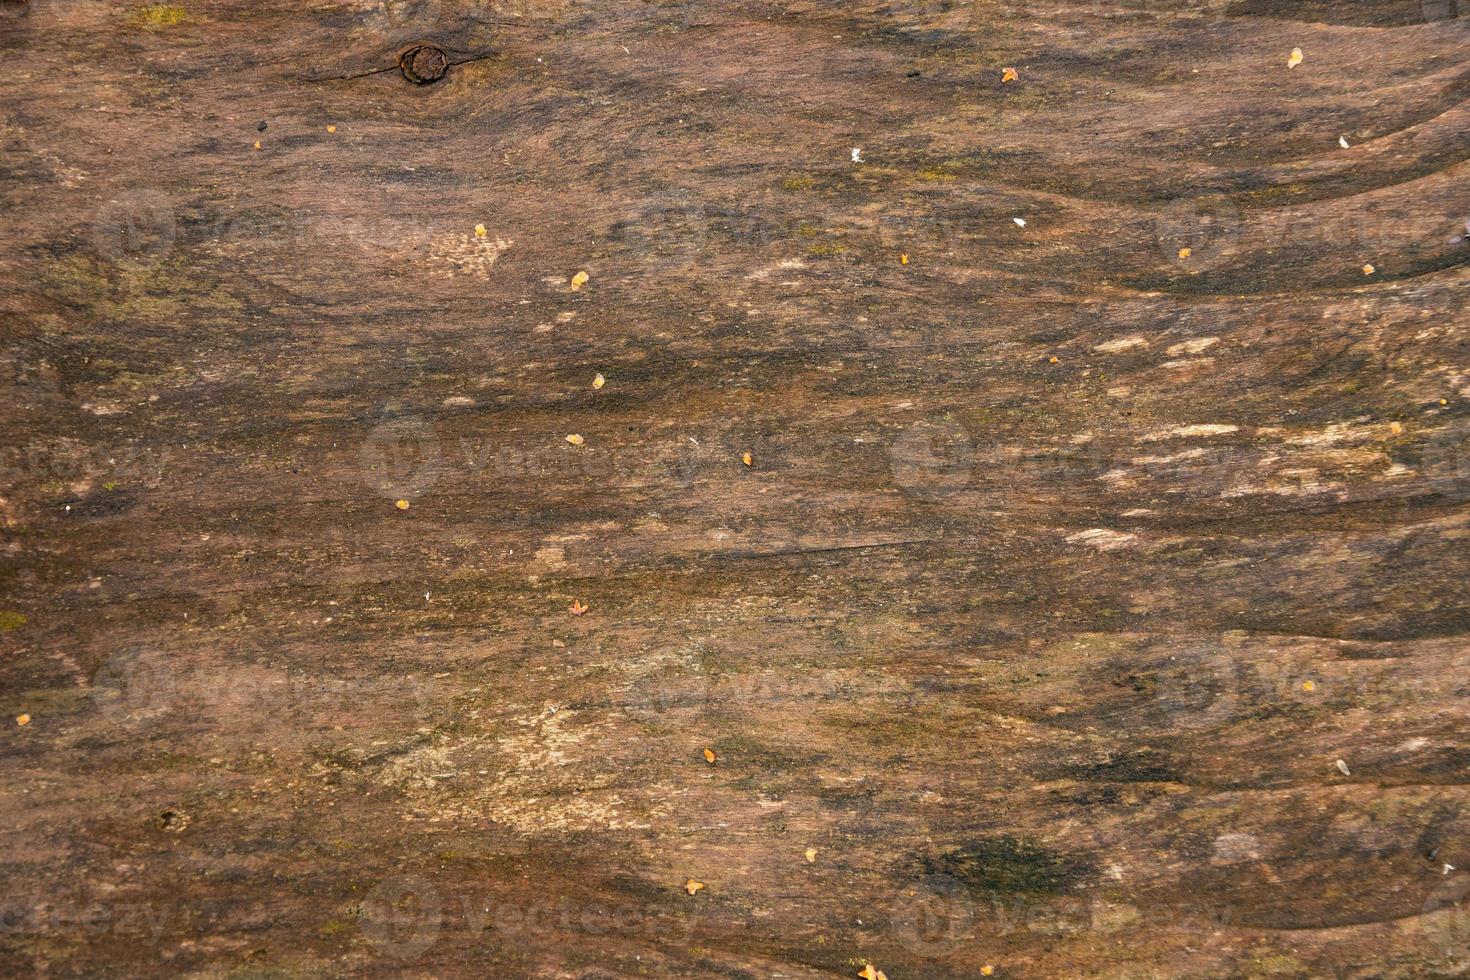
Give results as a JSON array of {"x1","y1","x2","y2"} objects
[{"x1": 1, "y1": 0, "x2": 1468, "y2": 976}]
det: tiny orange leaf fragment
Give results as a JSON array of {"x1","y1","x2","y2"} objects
[
  {"x1": 327, "y1": 124, "x2": 337, "y2": 134},
  {"x1": 1048, "y1": 355, "x2": 1060, "y2": 364},
  {"x1": 981, "y1": 967, "x2": 996, "y2": 977},
  {"x1": 252, "y1": 140, "x2": 262, "y2": 150},
  {"x1": 1001, "y1": 67, "x2": 1018, "y2": 83},
  {"x1": 703, "y1": 747, "x2": 717, "y2": 764},
  {"x1": 570, "y1": 270, "x2": 590, "y2": 291},
  {"x1": 565, "y1": 434, "x2": 584, "y2": 446},
  {"x1": 395, "y1": 499, "x2": 410, "y2": 511},
  {"x1": 16, "y1": 714, "x2": 30, "y2": 727},
  {"x1": 592, "y1": 373, "x2": 606, "y2": 389},
  {"x1": 1178, "y1": 247, "x2": 1192, "y2": 259},
  {"x1": 569, "y1": 600, "x2": 588, "y2": 616},
  {"x1": 684, "y1": 878, "x2": 704, "y2": 895},
  {"x1": 742, "y1": 452, "x2": 753, "y2": 466},
  {"x1": 1362, "y1": 263, "x2": 1375, "y2": 275},
  {"x1": 1287, "y1": 47, "x2": 1303, "y2": 69},
  {"x1": 858, "y1": 965, "x2": 888, "y2": 980}
]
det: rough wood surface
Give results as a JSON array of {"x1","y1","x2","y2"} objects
[{"x1": 2, "y1": 0, "x2": 1469, "y2": 976}]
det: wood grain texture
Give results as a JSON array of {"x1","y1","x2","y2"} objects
[{"x1": 1, "y1": 0, "x2": 1468, "y2": 976}]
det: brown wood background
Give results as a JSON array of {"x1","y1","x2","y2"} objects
[{"x1": 1, "y1": 0, "x2": 1468, "y2": 975}]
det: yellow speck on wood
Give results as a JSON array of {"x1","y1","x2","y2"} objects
[
  {"x1": 128, "y1": 4, "x2": 186, "y2": 28},
  {"x1": 742, "y1": 452, "x2": 753, "y2": 466},
  {"x1": 1048, "y1": 355, "x2": 1060, "y2": 364},
  {"x1": 565, "y1": 433, "x2": 584, "y2": 446},
  {"x1": 326, "y1": 124, "x2": 337, "y2": 134},
  {"x1": 592, "y1": 373, "x2": 605, "y2": 389},
  {"x1": 394, "y1": 499, "x2": 410, "y2": 510},
  {"x1": 1001, "y1": 67, "x2": 1018, "y2": 83},
  {"x1": 570, "y1": 270, "x2": 589, "y2": 291},
  {"x1": 0, "y1": 612, "x2": 27, "y2": 631},
  {"x1": 982, "y1": 967, "x2": 995, "y2": 977},
  {"x1": 253, "y1": 140, "x2": 262, "y2": 150},
  {"x1": 1389, "y1": 421, "x2": 1403, "y2": 435},
  {"x1": 805, "y1": 847, "x2": 817, "y2": 863},
  {"x1": 703, "y1": 747, "x2": 717, "y2": 764},
  {"x1": 858, "y1": 964, "x2": 888, "y2": 980},
  {"x1": 1301, "y1": 679, "x2": 1316, "y2": 692},
  {"x1": 684, "y1": 878, "x2": 704, "y2": 895},
  {"x1": 1178, "y1": 247, "x2": 1192, "y2": 259},
  {"x1": 1362, "y1": 263, "x2": 1375, "y2": 275},
  {"x1": 16, "y1": 714, "x2": 30, "y2": 727},
  {"x1": 475, "y1": 223, "x2": 487, "y2": 238},
  {"x1": 900, "y1": 254, "x2": 909, "y2": 265},
  {"x1": 1287, "y1": 47, "x2": 1303, "y2": 68}
]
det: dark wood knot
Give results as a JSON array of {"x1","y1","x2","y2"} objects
[{"x1": 399, "y1": 43, "x2": 448, "y2": 84}]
